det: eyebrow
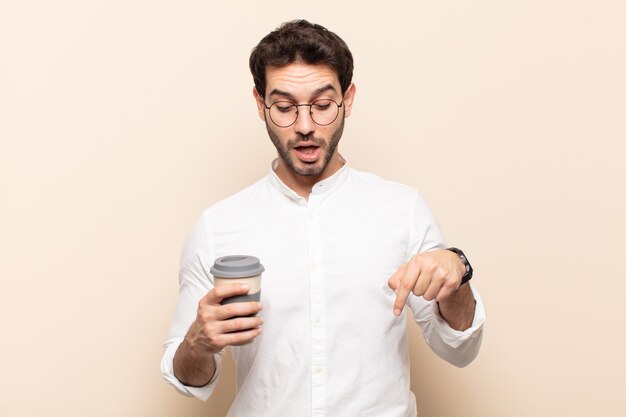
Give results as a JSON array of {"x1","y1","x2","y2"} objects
[{"x1": 268, "y1": 84, "x2": 338, "y2": 101}]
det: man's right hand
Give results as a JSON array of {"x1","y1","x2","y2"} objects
[
  {"x1": 189, "y1": 284, "x2": 264, "y2": 354},
  {"x1": 173, "y1": 284, "x2": 263, "y2": 386}
]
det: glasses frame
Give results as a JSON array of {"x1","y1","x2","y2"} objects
[{"x1": 263, "y1": 99, "x2": 344, "y2": 128}]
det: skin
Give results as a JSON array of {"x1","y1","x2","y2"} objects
[
  {"x1": 174, "y1": 62, "x2": 475, "y2": 387},
  {"x1": 173, "y1": 284, "x2": 263, "y2": 387},
  {"x1": 388, "y1": 251, "x2": 476, "y2": 331},
  {"x1": 253, "y1": 63, "x2": 356, "y2": 199}
]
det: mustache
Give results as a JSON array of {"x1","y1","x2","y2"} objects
[{"x1": 290, "y1": 133, "x2": 323, "y2": 146}]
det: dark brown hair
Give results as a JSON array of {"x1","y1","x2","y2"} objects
[{"x1": 249, "y1": 20, "x2": 354, "y2": 98}]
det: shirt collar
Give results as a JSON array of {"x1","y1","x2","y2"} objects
[{"x1": 268, "y1": 156, "x2": 350, "y2": 203}]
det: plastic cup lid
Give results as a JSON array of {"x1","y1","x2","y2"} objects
[{"x1": 210, "y1": 255, "x2": 265, "y2": 278}]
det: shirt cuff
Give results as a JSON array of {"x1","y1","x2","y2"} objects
[
  {"x1": 430, "y1": 284, "x2": 486, "y2": 349},
  {"x1": 160, "y1": 337, "x2": 222, "y2": 401}
]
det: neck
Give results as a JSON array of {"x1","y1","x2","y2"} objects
[{"x1": 274, "y1": 153, "x2": 344, "y2": 200}]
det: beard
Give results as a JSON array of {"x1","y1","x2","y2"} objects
[{"x1": 265, "y1": 116, "x2": 345, "y2": 177}]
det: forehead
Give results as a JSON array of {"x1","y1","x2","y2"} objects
[{"x1": 265, "y1": 63, "x2": 341, "y2": 99}]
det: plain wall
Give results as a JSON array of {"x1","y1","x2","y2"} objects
[{"x1": 1, "y1": 1, "x2": 625, "y2": 416}]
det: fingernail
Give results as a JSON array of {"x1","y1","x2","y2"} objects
[
  {"x1": 257, "y1": 302, "x2": 263, "y2": 309},
  {"x1": 394, "y1": 308, "x2": 401, "y2": 316},
  {"x1": 241, "y1": 284, "x2": 249, "y2": 291}
]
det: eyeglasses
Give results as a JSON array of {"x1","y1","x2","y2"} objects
[{"x1": 264, "y1": 99, "x2": 343, "y2": 128}]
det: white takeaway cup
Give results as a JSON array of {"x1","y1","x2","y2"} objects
[{"x1": 210, "y1": 255, "x2": 264, "y2": 309}]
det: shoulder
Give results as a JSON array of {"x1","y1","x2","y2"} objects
[
  {"x1": 204, "y1": 176, "x2": 269, "y2": 215},
  {"x1": 180, "y1": 176, "x2": 270, "y2": 269},
  {"x1": 347, "y1": 167, "x2": 422, "y2": 202}
]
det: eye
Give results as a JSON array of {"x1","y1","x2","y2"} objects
[
  {"x1": 274, "y1": 102, "x2": 295, "y2": 113},
  {"x1": 313, "y1": 100, "x2": 332, "y2": 111}
]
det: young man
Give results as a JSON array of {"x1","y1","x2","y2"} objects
[{"x1": 162, "y1": 20, "x2": 485, "y2": 417}]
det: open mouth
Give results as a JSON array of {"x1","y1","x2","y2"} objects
[{"x1": 293, "y1": 143, "x2": 321, "y2": 162}]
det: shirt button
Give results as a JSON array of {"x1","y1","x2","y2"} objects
[
  {"x1": 313, "y1": 315, "x2": 321, "y2": 324},
  {"x1": 313, "y1": 367, "x2": 322, "y2": 374},
  {"x1": 311, "y1": 262, "x2": 318, "y2": 271}
]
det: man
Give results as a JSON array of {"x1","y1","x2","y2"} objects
[{"x1": 161, "y1": 20, "x2": 485, "y2": 417}]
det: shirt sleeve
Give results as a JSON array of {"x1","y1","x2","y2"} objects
[
  {"x1": 160, "y1": 211, "x2": 223, "y2": 400},
  {"x1": 405, "y1": 191, "x2": 485, "y2": 367},
  {"x1": 407, "y1": 285, "x2": 485, "y2": 367}
]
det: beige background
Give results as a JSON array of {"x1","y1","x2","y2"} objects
[{"x1": 1, "y1": 1, "x2": 625, "y2": 416}]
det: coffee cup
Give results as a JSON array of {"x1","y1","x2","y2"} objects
[{"x1": 210, "y1": 255, "x2": 264, "y2": 308}]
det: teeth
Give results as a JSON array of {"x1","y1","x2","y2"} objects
[{"x1": 295, "y1": 146, "x2": 317, "y2": 154}]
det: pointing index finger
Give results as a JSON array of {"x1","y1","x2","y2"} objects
[
  {"x1": 393, "y1": 260, "x2": 421, "y2": 316},
  {"x1": 388, "y1": 263, "x2": 406, "y2": 292}
]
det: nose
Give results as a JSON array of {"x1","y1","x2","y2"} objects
[{"x1": 293, "y1": 106, "x2": 315, "y2": 136}]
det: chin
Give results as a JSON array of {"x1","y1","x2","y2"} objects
[
  {"x1": 293, "y1": 162, "x2": 325, "y2": 177},
  {"x1": 287, "y1": 150, "x2": 328, "y2": 177}
]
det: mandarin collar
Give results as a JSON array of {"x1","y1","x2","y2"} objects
[{"x1": 268, "y1": 157, "x2": 350, "y2": 204}]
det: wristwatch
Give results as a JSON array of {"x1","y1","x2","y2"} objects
[{"x1": 446, "y1": 247, "x2": 473, "y2": 285}]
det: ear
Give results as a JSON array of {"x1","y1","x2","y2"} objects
[
  {"x1": 252, "y1": 87, "x2": 266, "y2": 121},
  {"x1": 342, "y1": 83, "x2": 356, "y2": 118}
]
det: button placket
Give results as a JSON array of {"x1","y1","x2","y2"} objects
[{"x1": 306, "y1": 197, "x2": 325, "y2": 417}]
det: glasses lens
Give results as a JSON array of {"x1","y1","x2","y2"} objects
[
  {"x1": 310, "y1": 99, "x2": 340, "y2": 126},
  {"x1": 268, "y1": 100, "x2": 341, "y2": 127},
  {"x1": 269, "y1": 101, "x2": 298, "y2": 127}
]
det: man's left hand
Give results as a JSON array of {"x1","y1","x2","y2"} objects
[{"x1": 388, "y1": 249, "x2": 467, "y2": 316}]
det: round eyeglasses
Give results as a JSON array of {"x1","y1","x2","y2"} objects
[{"x1": 264, "y1": 99, "x2": 343, "y2": 128}]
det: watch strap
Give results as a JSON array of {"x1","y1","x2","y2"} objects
[{"x1": 446, "y1": 247, "x2": 473, "y2": 285}]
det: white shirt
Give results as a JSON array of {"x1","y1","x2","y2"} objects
[{"x1": 161, "y1": 162, "x2": 485, "y2": 417}]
